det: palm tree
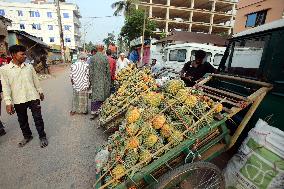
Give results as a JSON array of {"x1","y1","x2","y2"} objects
[{"x1": 111, "y1": 0, "x2": 139, "y2": 16}]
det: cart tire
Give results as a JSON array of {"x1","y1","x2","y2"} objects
[{"x1": 156, "y1": 162, "x2": 225, "y2": 189}]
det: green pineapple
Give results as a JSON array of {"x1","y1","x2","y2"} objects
[{"x1": 124, "y1": 149, "x2": 139, "y2": 169}]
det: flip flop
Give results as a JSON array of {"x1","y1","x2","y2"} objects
[
  {"x1": 18, "y1": 136, "x2": 33, "y2": 147},
  {"x1": 40, "y1": 137, "x2": 48, "y2": 148}
]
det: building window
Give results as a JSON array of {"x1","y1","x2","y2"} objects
[
  {"x1": 49, "y1": 37, "x2": 55, "y2": 42},
  {"x1": 18, "y1": 10, "x2": 23, "y2": 16},
  {"x1": 47, "y1": 12, "x2": 52, "y2": 18},
  {"x1": 32, "y1": 23, "x2": 41, "y2": 30},
  {"x1": 246, "y1": 10, "x2": 267, "y2": 28},
  {"x1": 64, "y1": 25, "x2": 71, "y2": 30},
  {"x1": 20, "y1": 23, "x2": 25, "y2": 29},
  {"x1": 48, "y1": 25, "x2": 53, "y2": 30},
  {"x1": 30, "y1": 11, "x2": 40, "y2": 17},
  {"x1": 63, "y1": 13, "x2": 69, "y2": 18},
  {"x1": 65, "y1": 38, "x2": 71, "y2": 42},
  {"x1": 0, "y1": 9, "x2": 5, "y2": 16}
]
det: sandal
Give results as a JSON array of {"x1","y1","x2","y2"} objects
[
  {"x1": 40, "y1": 137, "x2": 48, "y2": 148},
  {"x1": 18, "y1": 136, "x2": 33, "y2": 147}
]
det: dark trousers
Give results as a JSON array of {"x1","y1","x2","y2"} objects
[{"x1": 14, "y1": 100, "x2": 46, "y2": 139}]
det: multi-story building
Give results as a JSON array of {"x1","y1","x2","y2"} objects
[
  {"x1": 234, "y1": 0, "x2": 284, "y2": 33},
  {"x1": 0, "y1": 0, "x2": 81, "y2": 50},
  {"x1": 135, "y1": 0, "x2": 238, "y2": 35}
]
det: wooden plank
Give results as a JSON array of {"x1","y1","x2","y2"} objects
[
  {"x1": 196, "y1": 84, "x2": 247, "y2": 101},
  {"x1": 203, "y1": 92, "x2": 240, "y2": 107},
  {"x1": 209, "y1": 73, "x2": 273, "y2": 88}
]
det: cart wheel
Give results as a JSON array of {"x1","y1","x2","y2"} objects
[{"x1": 156, "y1": 162, "x2": 225, "y2": 189}]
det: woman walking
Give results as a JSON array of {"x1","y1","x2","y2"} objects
[{"x1": 70, "y1": 53, "x2": 90, "y2": 115}]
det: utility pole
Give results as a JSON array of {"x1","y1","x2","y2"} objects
[
  {"x1": 139, "y1": 9, "x2": 147, "y2": 67},
  {"x1": 55, "y1": 0, "x2": 65, "y2": 64}
]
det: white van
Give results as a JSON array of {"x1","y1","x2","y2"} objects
[{"x1": 163, "y1": 43, "x2": 226, "y2": 72}]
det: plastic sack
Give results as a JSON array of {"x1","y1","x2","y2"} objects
[
  {"x1": 224, "y1": 119, "x2": 284, "y2": 189},
  {"x1": 95, "y1": 148, "x2": 109, "y2": 174}
]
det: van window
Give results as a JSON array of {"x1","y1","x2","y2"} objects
[
  {"x1": 213, "y1": 54, "x2": 223, "y2": 66},
  {"x1": 191, "y1": 50, "x2": 212, "y2": 62},
  {"x1": 169, "y1": 49, "x2": 187, "y2": 62}
]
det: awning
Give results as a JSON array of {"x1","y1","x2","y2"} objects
[{"x1": 20, "y1": 33, "x2": 49, "y2": 48}]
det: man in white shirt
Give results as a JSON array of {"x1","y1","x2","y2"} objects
[
  {"x1": 116, "y1": 53, "x2": 130, "y2": 75},
  {"x1": 0, "y1": 45, "x2": 48, "y2": 148}
]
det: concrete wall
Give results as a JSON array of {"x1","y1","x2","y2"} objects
[{"x1": 234, "y1": 0, "x2": 284, "y2": 33}]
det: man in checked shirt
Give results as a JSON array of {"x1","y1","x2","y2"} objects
[{"x1": 0, "y1": 45, "x2": 48, "y2": 148}]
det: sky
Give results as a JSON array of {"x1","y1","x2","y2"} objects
[{"x1": 5, "y1": 0, "x2": 125, "y2": 44}]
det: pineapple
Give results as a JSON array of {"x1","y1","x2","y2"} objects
[
  {"x1": 144, "y1": 134, "x2": 158, "y2": 148},
  {"x1": 112, "y1": 164, "x2": 126, "y2": 178},
  {"x1": 160, "y1": 124, "x2": 173, "y2": 138},
  {"x1": 215, "y1": 103, "x2": 223, "y2": 113},
  {"x1": 126, "y1": 123, "x2": 140, "y2": 136},
  {"x1": 152, "y1": 115, "x2": 166, "y2": 129},
  {"x1": 176, "y1": 89, "x2": 189, "y2": 102},
  {"x1": 165, "y1": 80, "x2": 185, "y2": 95},
  {"x1": 140, "y1": 122, "x2": 154, "y2": 136},
  {"x1": 142, "y1": 92, "x2": 164, "y2": 107},
  {"x1": 127, "y1": 137, "x2": 140, "y2": 149},
  {"x1": 184, "y1": 95, "x2": 198, "y2": 108},
  {"x1": 124, "y1": 149, "x2": 139, "y2": 169},
  {"x1": 139, "y1": 149, "x2": 152, "y2": 165},
  {"x1": 127, "y1": 108, "x2": 140, "y2": 124},
  {"x1": 168, "y1": 130, "x2": 184, "y2": 146}
]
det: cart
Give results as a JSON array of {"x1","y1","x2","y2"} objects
[{"x1": 95, "y1": 74, "x2": 272, "y2": 189}]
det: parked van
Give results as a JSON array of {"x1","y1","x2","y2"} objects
[{"x1": 163, "y1": 43, "x2": 226, "y2": 72}]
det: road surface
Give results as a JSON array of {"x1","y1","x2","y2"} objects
[{"x1": 0, "y1": 66, "x2": 106, "y2": 189}]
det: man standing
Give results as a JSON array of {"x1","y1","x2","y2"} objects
[
  {"x1": 180, "y1": 50, "x2": 215, "y2": 87},
  {"x1": 0, "y1": 80, "x2": 6, "y2": 137},
  {"x1": 0, "y1": 45, "x2": 48, "y2": 148},
  {"x1": 116, "y1": 53, "x2": 130, "y2": 75},
  {"x1": 106, "y1": 49, "x2": 116, "y2": 93},
  {"x1": 70, "y1": 53, "x2": 90, "y2": 115},
  {"x1": 89, "y1": 45, "x2": 111, "y2": 119}
]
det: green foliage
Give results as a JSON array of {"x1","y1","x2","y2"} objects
[
  {"x1": 120, "y1": 9, "x2": 156, "y2": 42},
  {"x1": 103, "y1": 33, "x2": 116, "y2": 47},
  {"x1": 84, "y1": 41, "x2": 95, "y2": 52},
  {"x1": 111, "y1": 0, "x2": 139, "y2": 16}
]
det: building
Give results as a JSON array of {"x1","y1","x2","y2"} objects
[
  {"x1": 0, "y1": 0, "x2": 81, "y2": 50},
  {"x1": 233, "y1": 0, "x2": 284, "y2": 33},
  {"x1": 135, "y1": 0, "x2": 238, "y2": 35},
  {"x1": 0, "y1": 15, "x2": 11, "y2": 55}
]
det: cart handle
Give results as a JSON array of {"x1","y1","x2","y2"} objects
[{"x1": 209, "y1": 73, "x2": 273, "y2": 88}]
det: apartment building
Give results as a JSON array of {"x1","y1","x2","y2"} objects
[
  {"x1": 0, "y1": 0, "x2": 81, "y2": 50},
  {"x1": 135, "y1": 0, "x2": 238, "y2": 35},
  {"x1": 234, "y1": 0, "x2": 284, "y2": 33}
]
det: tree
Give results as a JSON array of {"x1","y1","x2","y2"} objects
[
  {"x1": 111, "y1": 0, "x2": 139, "y2": 16},
  {"x1": 84, "y1": 41, "x2": 95, "y2": 52},
  {"x1": 103, "y1": 33, "x2": 116, "y2": 47},
  {"x1": 120, "y1": 9, "x2": 156, "y2": 44}
]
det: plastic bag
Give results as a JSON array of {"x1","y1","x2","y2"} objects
[
  {"x1": 224, "y1": 119, "x2": 284, "y2": 189},
  {"x1": 95, "y1": 148, "x2": 109, "y2": 174}
]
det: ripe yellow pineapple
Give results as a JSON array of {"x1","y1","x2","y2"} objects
[
  {"x1": 112, "y1": 164, "x2": 126, "y2": 178},
  {"x1": 160, "y1": 124, "x2": 173, "y2": 138},
  {"x1": 165, "y1": 80, "x2": 185, "y2": 95},
  {"x1": 127, "y1": 137, "x2": 140, "y2": 149},
  {"x1": 144, "y1": 134, "x2": 158, "y2": 148},
  {"x1": 185, "y1": 95, "x2": 198, "y2": 108},
  {"x1": 143, "y1": 92, "x2": 164, "y2": 107},
  {"x1": 152, "y1": 115, "x2": 166, "y2": 129},
  {"x1": 215, "y1": 103, "x2": 223, "y2": 113},
  {"x1": 127, "y1": 108, "x2": 140, "y2": 124},
  {"x1": 176, "y1": 89, "x2": 189, "y2": 102}
]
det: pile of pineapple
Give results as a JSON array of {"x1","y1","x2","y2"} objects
[
  {"x1": 98, "y1": 80, "x2": 223, "y2": 188},
  {"x1": 99, "y1": 65, "x2": 158, "y2": 130}
]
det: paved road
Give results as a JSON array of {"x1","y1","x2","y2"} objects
[{"x1": 0, "y1": 67, "x2": 107, "y2": 189}]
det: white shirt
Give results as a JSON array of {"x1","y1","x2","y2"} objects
[{"x1": 116, "y1": 57, "x2": 130, "y2": 75}]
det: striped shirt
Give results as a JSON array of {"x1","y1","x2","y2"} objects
[{"x1": 70, "y1": 61, "x2": 90, "y2": 92}]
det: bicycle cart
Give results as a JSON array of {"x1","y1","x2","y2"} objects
[{"x1": 95, "y1": 74, "x2": 272, "y2": 189}]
